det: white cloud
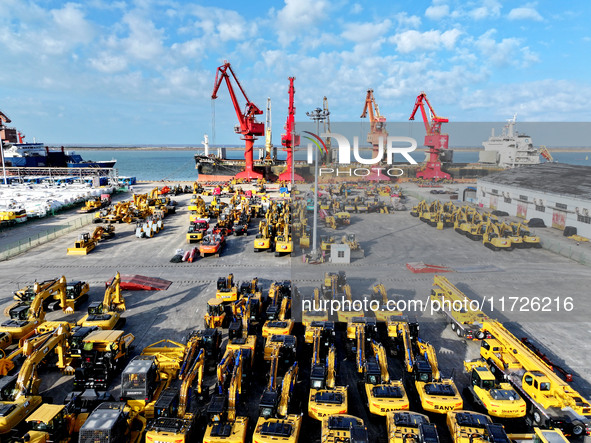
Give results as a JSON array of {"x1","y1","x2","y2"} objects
[
  {"x1": 394, "y1": 12, "x2": 421, "y2": 30},
  {"x1": 508, "y1": 7, "x2": 543, "y2": 21},
  {"x1": 475, "y1": 29, "x2": 539, "y2": 68},
  {"x1": 341, "y1": 20, "x2": 391, "y2": 44},
  {"x1": 449, "y1": 0, "x2": 502, "y2": 20},
  {"x1": 425, "y1": 5, "x2": 449, "y2": 20},
  {"x1": 88, "y1": 52, "x2": 127, "y2": 73},
  {"x1": 51, "y1": 3, "x2": 94, "y2": 43},
  {"x1": 465, "y1": 80, "x2": 591, "y2": 121},
  {"x1": 351, "y1": 3, "x2": 363, "y2": 14},
  {"x1": 273, "y1": 0, "x2": 329, "y2": 46},
  {"x1": 390, "y1": 29, "x2": 462, "y2": 54},
  {"x1": 121, "y1": 13, "x2": 164, "y2": 61}
]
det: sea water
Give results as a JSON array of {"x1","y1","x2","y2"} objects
[{"x1": 76, "y1": 148, "x2": 591, "y2": 181}]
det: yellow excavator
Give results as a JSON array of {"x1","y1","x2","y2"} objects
[
  {"x1": 78, "y1": 272, "x2": 126, "y2": 330},
  {"x1": 308, "y1": 326, "x2": 348, "y2": 420},
  {"x1": 391, "y1": 320, "x2": 463, "y2": 414},
  {"x1": 321, "y1": 414, "x2": 369, "y2": 443},
  {"x1": 447, "y1": 410, "x2": 511, "y2": 443},
  {"x1": 0, "y1": 323, "x2": 71, "y2": 435},
  {"x1": 253, "y1": 362, "x2": 302, "y2": 443},
  {"x1": 216, "y1": 274, "x2": 238, "y2": 302},
  {"x1": 254, "y1": 219, "x2": 274, "y2": 253},
  {"x1": 121, "y1": 339, "x2": 187, "y2": 419},
  {"x1": 0, "y1": 276, "x2": 69, "y2": 344},
  {"x1": 510, "y1": 222, "x2": 542, "y2": 248},
  {"x1": 387, "y1": 411, "x2": 440, "y2": 443},
  {"x1": 274, "y1": 217, "x2": 293, "y2": 257},
  {"x1": 78, "y1": 401, "x2": 146, "y2": 443},
  {"x1": 144, "y1": 349, "x2": 205, "y2": 443},
  {"x1": 262, "y1": 294, "x2": 293, "y2": 337},
  {"x1": 203, "y1": 349, "x2": 249, "y2": 443},
  {"x1": 5, "y1": 276, "x2": 69, "y2": 318},
  {"x1": 482, "y1": 222, "x2": 512, "y2": 251},
  {"x1": 363, "y1": 340, "x2": 409, "y2": 416},
  {"x1": 204, "y1": 298, "x2": 227, "y2": 329}
]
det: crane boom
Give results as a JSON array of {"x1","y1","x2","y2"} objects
[
  {"x1": 409, "y1": 92, "x2": 451, "y2": 181},
  {"x1": 278, "y1": 77, "x2": 303, "y2": 182},
  {"x1": 211, "y1": 61, "x2": 264, "y2": 180}
]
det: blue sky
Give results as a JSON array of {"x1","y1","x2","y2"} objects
[{"x1": 0, "y1": 0, "x2": 590, "y2": 145}]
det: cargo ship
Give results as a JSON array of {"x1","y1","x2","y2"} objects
[
  {"x1": 0, "y1": 110, "x2": 116, "y2": 169},
  {"x1": 194, "y1": 134, "x2": 507, "y2": 182}
]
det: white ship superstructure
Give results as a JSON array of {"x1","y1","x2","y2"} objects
[{"x1": 479, "y1": 115, "x2": 539, "y2": 168}]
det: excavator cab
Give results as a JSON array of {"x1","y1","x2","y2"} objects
[
  {"x1": 364, "y1": 360, "x2": 382, "y2": 385},
  {"x1": 472, "y1": 367, "x2": 495, "y2": 390},
  {"x1": 120, "y1": 356, "x2": 160, "y2": 402},
  {"x1": 9, "y1": 305, "x2": 29, "y2": 321},
  {"x1": 87, "y1": 301, "x2": 103, "y2": 316},
  {"x1": 205, "y1": 298, "x2": 227, "y2": 329},
  {"x1": 23, "y1": 404, "x2": 71, "y2": 442},
  {"x1": 414, "y1": 360, "x2": 433, "y2": 383}
]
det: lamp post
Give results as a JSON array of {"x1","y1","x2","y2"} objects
[
  {"x1": 0, "y1": 124, "x2": 6, "y2": 185},
  {"x1": 305, "y1": 106, "x2": 329, "y2": 253}
]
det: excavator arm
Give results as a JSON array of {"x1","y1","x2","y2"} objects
[
  {"x1": 326, "y1": 344, "x2": 336, "y2": 389},
  {"x1": 417, "y1": 339, "x2": 441, "y2": 381},
  {"x1": 217, "y1": 348, "x2": 234, "y2": 394},
  {"x1": 277, "y1": 362, "x2": 298, "y2": 418},
  {"x1": 104, "y1": 272, "x2": 125, "y2": 312},
  {"x1": 29, "y1": 276, "x2": 68, "y2": 318},
  {"x1": 371, "y1": 341, "x2": 390, "y2": 383},
  {"x1": 178, "y1": 349, "x2": 204, "y2": 417},
  {"x1": 356, "y1": 325, "x2": 365, "y2": 374},
  {"x1": 397, "y1": 322, "x2": 415, "y2": 373},
  {"x1": 16, "y1": 323, "x2": 70, "y2": 398},
  {"x1": 227, "y1": 350, "x2": 243, "y2": 422}
]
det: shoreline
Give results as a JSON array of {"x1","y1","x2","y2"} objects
[{"x1": 58, "y1": 146, "x2": 591, "y2": 153}]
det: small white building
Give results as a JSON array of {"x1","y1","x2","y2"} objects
[
  {"x1": 330, "y1": 243, "x2": 350, "y2": 264},
  {"x1": 477, "y1": 163, "x2": 591, "y2": 238}
]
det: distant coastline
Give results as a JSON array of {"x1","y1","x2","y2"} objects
[{"x1": 55, "y1": 146, "x2": 591, "y2": 153}]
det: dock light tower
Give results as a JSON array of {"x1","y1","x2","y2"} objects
[{"x1": 306, "y1": 106, "x2": 329, "y2": 254}]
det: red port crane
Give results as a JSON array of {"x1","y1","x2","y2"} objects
[
  {"x1": 361, "y1": 89, "x2": 390, "y2": 181},
  {"x1": 212, "y1": 61, "x2": 264, "y2": 180},
  {"x1": 278, "y1": 77, "x2": 303, "y2": 182},
  {"x1": 409, "y1": 92, "x2": 451, "y2": 181}
]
